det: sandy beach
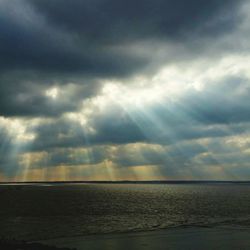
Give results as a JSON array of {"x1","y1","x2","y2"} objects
[{"x1": 38, "y1": 227, "x2": 250, "y2": 250}]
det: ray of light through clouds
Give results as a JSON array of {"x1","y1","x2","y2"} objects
[{"x1": 0, "y1": 0, "x2": 250, "y2": 181}]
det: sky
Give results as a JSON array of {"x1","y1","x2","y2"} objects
[{"x1": 0, "y1": 0, "x2": 250, "y2": 181}]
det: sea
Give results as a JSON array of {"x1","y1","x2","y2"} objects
[{"x1": 0, "y1": 183, "x2": 250, "y2": 240}]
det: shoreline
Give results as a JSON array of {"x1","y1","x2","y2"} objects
[{"x1": 36, "y1": 226, "x2": 250, "y2": 250}]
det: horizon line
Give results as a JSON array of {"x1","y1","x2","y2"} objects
[{"x1": 1, "y1": 180, "x2": 250, "y2": 184}]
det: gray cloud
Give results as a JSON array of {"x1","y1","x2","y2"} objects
[
  {"x1": 0, "y1": 0, "x2": 250, "y2": 180},
  {"x1": 0, "y1": 0, "x2": 245, "y2": 117},
  {"x1": 0, "y1": 75, "x2": 99, "y2": 117},
  {"x1": 181, "y1": 77, "x2": 250, "y2": 124},
  {"x1": 0, "y1": 0, "x2": 148, "y2": 78},
  {"x1": 29, "y1": 0, "x2": 242, "y2": 42}
]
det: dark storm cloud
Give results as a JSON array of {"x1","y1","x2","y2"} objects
[
  {"x1": 28, "y1": 0, "x2": 242, "y2": 42},
  {"x1": 1, "y1": 0, "x2": 250, "y2": 180},
  {"x1": 0, "y1": 0, "x2": 145, "y2": 75},
  {"x1": 0, "y1": 73, "x2": 98, "y2": 117},
  {"x1": 3, "y1": 0, "x2": 242, "y2": 75},
  {"x1": 0, "y1": 0, "x2": 147, "y2": 87},
  {"x1": 27, "y1": 115, "x2": 147, "y2": 152},
  {"x1": 0, "y1": 86, "x2": 75, "y2": 117},
  {"x1": 0, "y1": 0, "x2": 245, "y2": 117}
]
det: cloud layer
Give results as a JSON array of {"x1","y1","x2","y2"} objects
[{"x1": 0, "y1": 0, "x2": 250, "y2": 181}]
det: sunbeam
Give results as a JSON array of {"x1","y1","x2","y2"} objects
[{"x1": 1, "y1": 0, "x2": 250, "y2": 181}]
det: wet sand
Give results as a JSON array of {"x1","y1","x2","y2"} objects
[{"x1": 38, "y1": 227, "x2": 250, "y2": 250}]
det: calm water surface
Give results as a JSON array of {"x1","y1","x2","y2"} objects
[{"x1": 0, "y1": 184, "x2": 250, "y2": 240}]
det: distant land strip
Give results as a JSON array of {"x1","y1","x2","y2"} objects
[{"x1": 0, "y1": 180, "x2": 250, "y2": 185}]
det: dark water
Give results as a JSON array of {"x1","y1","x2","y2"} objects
[{"x1": 0, "y1": 184, "x2": 250, "y2": 240}]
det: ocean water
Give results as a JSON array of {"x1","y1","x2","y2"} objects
[{"x1": 0, "y1": 183, "x2": 250, "y2": 240}]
